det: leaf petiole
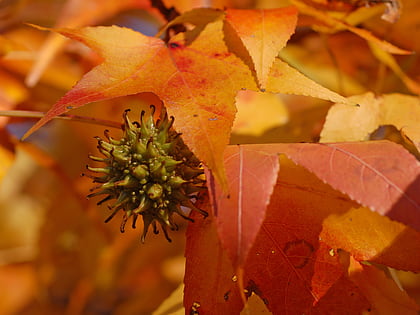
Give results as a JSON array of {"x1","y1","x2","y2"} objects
[{"x1": 0, "y1": 110, "x2": 121, "y2": 129}]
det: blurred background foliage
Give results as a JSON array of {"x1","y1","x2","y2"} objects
[{"x1": 0, "y1": 0, "x2": 419, "y2": 314}]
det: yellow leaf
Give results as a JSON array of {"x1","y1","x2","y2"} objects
[
  {"x1": 320, "y1": 92, "x2": 420, "y2": 152},
  {"x1": 320, "y1": 92, "x2": 381, "y2": 142},
  {"x1": 267, "y1": 58, "x2": 349, "y2": 104}
]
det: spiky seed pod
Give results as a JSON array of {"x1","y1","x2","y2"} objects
[{"x1": 85, "y1": 106, "x2": 207, "y2": 242}]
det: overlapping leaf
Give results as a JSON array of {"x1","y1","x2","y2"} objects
[
  {"x1": 186, "y1": 154, "x2": 372, "y2": 314},
  {"x1": 278, "y1": 141, "x2": 420, "y2": 230},
  {"x1": 244, "y1": 169, "x2": 371, "y2": 314},
  {"x1": 209, "y1": 142, "x2": 420, "y2": 269},
  {"x1": 206, "y1": 144, "x2": 279, "y2": 267}
]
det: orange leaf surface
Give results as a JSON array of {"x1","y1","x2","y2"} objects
[
  {"x1": 184, "y1": 202, "x2": 244, "y2": 314},
  {"x1": 225, "y1": 7, "x2": 298, "y2": 89},
  {"x1": 24, "y1": 20, "x2": 257, "y2": 186},
  {"x1": 207, "y1": 144, "x2": 279, "y2": 268},
  {"x1": 321, "y1": 93, "x2": 420, "y2": 152},
  {"x1": 278, "y1": 141, "x2": 420, "y2": 230},
  {"x1": 349, "y1": 258, "x2": 420, "y2": 315}
]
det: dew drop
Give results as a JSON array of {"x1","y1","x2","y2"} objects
[{"x1": 231, "y1": 275, "x2": 238, "y2": 282}]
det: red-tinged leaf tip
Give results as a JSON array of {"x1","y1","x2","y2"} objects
[{"x1": 22, "y1": 117, "x2": 45, "y2": 140}]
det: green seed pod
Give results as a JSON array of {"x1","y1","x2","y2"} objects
[{"x1": 85, "y1": 105, "x2": 207, "y2": 242}]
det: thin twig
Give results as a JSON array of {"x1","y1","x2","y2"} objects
[{"x1": 0, "y1": 110, "x2": 122, "y2": 129}]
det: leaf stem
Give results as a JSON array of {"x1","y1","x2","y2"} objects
[{"x1": 0, "y1": 110, "x2": 121, "y2": 129}]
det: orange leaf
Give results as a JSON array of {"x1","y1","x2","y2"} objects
[
  {"x1": 207, "y1": 144, "x2": 279, "y2": 268},
  {"x1": 278, "y1": 141, "x2": 420, "y2": 230},
  {"x1": 225, "y1": 7, "x2": 298, "y2": 89},
  {"x1": 349, "y1": 258, "x2": 420, "y2": 315},
  {"x1": 184, "y1": 200, "x2": 244, "y2": 314},
  {"x1": 23, "y1": 21, "x2": 257, "y2": 187}
]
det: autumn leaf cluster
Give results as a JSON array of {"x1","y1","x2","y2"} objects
[{"x1": 0, "y1": 0, "x2": 419, "y2": 314}]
